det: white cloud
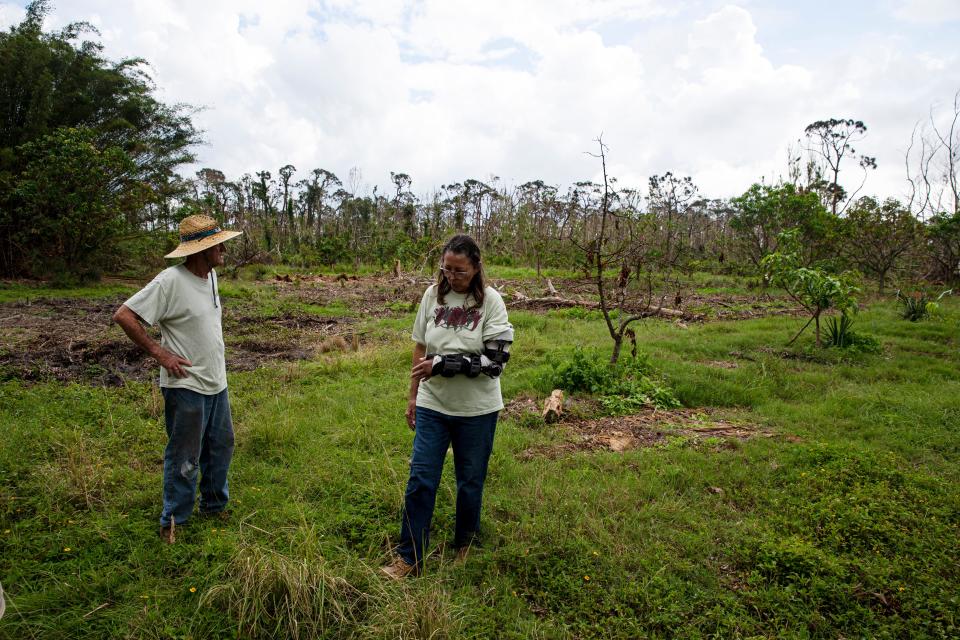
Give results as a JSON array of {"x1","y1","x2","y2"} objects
[
  {"x1": 0, "y1": 3, "x2": 24, "y2": 26},
  {"x1": 1, "y1": 0, "x2": 958, "y2": 202},
  {"x1": 892, "y1": 0, "x2": 960, "y2": 24}
]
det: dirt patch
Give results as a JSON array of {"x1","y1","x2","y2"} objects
[
  {"x1": 684, "y1": 292, "x2": 803, "y2": 321},
  {"x1": 518, "y1": 408, "x2": 770, "y2": 459},
  {"x1": 269, "y1": 273, "x2": 431, "y2": 317},
  {"x1": 490, "y1": 276, "x2": 800, "y2": 321},
  {"x1": 502, "y1": 394, "x2": 605, "y2": 425},
  {"x1": 0, "y1": 271, "x2": 801, "y2": 386},
  {"x1": 705, "y1": 360, "x2": 739, "y2": 369},
  {"x1": 0, "y1": 294, "x2": 360, "y2": 385},
  {"x1": 501, "y1": 395, "x2": 541, "y2": 422}
]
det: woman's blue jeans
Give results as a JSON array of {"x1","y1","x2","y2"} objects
[
  {"x1": 396, "y1": 406, "x2": 498, "y2": 567},
  {"x1": 160, "y1": 387, "x2": 235, "y2": 527}
]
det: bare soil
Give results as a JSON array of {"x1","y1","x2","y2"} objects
[
  {"x1": 0, "y1": 271, "x2": 798, "y2": 386},
  {"x1": 0, "y1": 293, "x2": 359, "y2": 386},
  {"x1": 517, "y1": 407, "x2": 770, "y2": 459}
]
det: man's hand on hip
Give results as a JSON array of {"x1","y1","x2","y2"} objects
[{"x1": 157, "y1": 349, "x2": 192, "y2": 378}]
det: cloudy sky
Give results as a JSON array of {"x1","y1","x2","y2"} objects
[{"x1": 2, "y1": 0, "x2": 959, "y2": 201}]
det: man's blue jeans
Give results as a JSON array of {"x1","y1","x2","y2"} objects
[
  {"x1": 396, "y1": 406, "x2": 498, "y2": 567},
  {"x1": 160, "y1": 387, "x2": 235, "y2": 527}
]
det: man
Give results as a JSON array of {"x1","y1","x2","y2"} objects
[{"x1": 113, "y1": 215, "x2": 241, "y2": 543}]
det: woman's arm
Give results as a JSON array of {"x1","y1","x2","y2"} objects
[{"x1": 406, "y1": 342, "x2": 429, "y2": 430}]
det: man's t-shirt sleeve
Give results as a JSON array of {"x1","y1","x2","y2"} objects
[{"x1": 123, "y1": 271, "x2": 169, "y2": 326}]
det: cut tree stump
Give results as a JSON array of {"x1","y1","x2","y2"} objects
[
  {"x1": 542, "y1": 389, "x2": 564, "y2": 423},
  {"x1": 544, "y1": 278, "x2": 559, "y2": 296}
]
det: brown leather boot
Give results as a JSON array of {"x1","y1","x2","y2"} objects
[{"x1": 380, "y1": 557, "x2": 416, "y2": 580}]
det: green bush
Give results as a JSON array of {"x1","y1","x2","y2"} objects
[
  {"x1": 824, "y1": 313, "x2": 881, "y2": 353},
  {"x1": 544, "y1": 348, "x2": 679, "y2": 412},
  {"x1": 896, "y1": 289, "x2": 951, "y2": 321}
]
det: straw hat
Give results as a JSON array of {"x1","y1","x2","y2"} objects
[{"x1": 165, "y1": 215, "x2": 242, "y2": 259}]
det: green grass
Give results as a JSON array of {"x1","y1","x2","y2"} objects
[{"x1": 1, "y1": 287, "x2": 958, "y2": 638}]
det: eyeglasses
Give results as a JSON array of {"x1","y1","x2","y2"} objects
[{"x1": 440, "y1": 267, "x2": 472, "y2": 279}]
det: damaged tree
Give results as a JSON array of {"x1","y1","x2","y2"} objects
[{"x1": 584, "y1": 137, "x2": 681, "y2": 364}]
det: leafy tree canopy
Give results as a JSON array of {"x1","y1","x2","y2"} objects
[{"x1": 0, "y1": 0, "x2": 201, "y2": 278}]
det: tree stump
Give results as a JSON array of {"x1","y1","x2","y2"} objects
[
  {"x1": 542, "y1": 389, "x2": 564, "y2": 423},
  {"x1": 544, "y1": 278, "x2": 559, "y2": 296}
]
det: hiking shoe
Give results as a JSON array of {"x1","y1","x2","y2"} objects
[
  {"x1": 454, "y1": 545, "x2": 471, "y2": 563},
  {"x1": 380, "y1": 557, "x2": 416, "y2": 580}
]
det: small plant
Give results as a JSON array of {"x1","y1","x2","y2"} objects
[
  {"x1": 761, "y1": 229, "x2": 860, "y2": 347},
  {"x1": 896, "y1": 289, "x2": 951, "y2": 321},
  {"x1": 824, "y1": 313, "x2": 855, "y2": 348},
  {"x1": 824, "y1": 313, "x2": 881, "y2": 353}
]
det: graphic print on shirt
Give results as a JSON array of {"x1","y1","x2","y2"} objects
[{"x1": 433, "y1": 304, "x2": 483, "y2": 331}]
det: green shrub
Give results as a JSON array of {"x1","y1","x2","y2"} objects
[
  {"x1": 896, "y1": 289, "x2": 952, "y2": 321},
  {"x1": 544, "y1": 348, "x2": 679, "y2": 412},
  {"x1": 824, "y1": 313, "x2": 881, "y2": 353}
]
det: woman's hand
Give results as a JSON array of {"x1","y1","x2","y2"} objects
[
  {"x1": 411, "y1": 356, "x2": 434, "y2": 382},
  {"x1": 405, "y1": 398, "x2": 417, "y2": 431}
]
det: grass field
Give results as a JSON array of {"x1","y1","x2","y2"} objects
[{"x1": 0, "y1": 276, "x2": 958, "y2": 639}]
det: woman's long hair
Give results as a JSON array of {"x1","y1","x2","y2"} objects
[{"x1": 436, "y1": 234, "x2": 485, "y2": 307}]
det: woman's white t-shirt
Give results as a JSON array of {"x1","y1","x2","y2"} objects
[{"x1": 412, "y1": 284, "x2": 512, "y2": 417}]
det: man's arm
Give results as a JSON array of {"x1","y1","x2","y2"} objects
[{"x1": 112, "y1": 304, "x2": 192, "y2": 378}]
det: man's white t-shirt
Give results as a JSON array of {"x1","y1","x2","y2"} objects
[
  {"x1": 412, "y1": 284, "x2": 512, "y2": 417},
  {"x1": 124, "y1": 264, "x2": 227, "y2": 395}
]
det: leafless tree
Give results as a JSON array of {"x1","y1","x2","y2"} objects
[
  {"x1": 906, "y1": 90, "x2": 960, "y2": 219},
  {"x1": 584, "y1": 137, "x2": 678, "y2": 364}
]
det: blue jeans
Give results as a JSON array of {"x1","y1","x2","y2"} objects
[
  {"x1": 160, "y1": 387, "x2": 235, "y2": 527},
  {"x1": 396, "y1": 406, "x2": 498, "y2": 567}
]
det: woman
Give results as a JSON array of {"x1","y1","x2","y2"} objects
[{"x1": 382, "y1": 234, "x2": 513, "y2": 578}]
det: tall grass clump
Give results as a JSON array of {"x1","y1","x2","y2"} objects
[
  {"x1": 205, "y1": 542, "x2": 467, "y2": 640},
  {"x1": 363, "y1": 582, "x2": 466, "y2": 640},
  {"x1": 204, "y1": 545, "x2": 367, "y2": 639}
]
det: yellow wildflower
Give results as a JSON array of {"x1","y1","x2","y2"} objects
[
  {"x1": 583, "y1": 575, "x2": 590, "y2": 581},
  {"x1": 63, "y1": 547, "x2": 71, "y2": 552},
  {"x1": 189, "y1": 587, "x2": 197, "y2": 593}
]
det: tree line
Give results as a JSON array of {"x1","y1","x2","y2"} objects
[{"x1": 1, "y1": 1, "x2": 958, "y2": 288}]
